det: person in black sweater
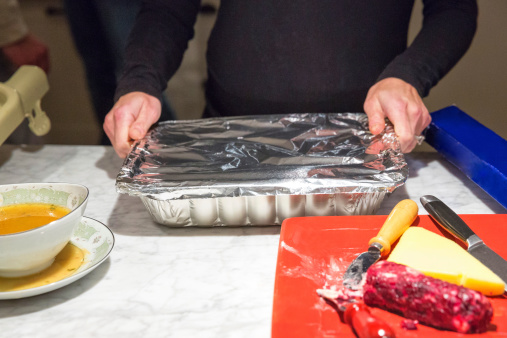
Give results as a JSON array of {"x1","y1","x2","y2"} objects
[{"x1": 104, "y1": 0, "x2": 478, "y2": 158}]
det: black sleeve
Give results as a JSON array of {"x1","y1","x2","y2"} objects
[
  {"x1": 114, "y1": 0, "x2": 201, "y2": 102},
  {"x1": 377, "y1": 0, "x2": 478, "y2": 97}
]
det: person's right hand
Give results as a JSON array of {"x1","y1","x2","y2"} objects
[
  {"x1": 103, "y1": 92, "x2": 162, "y2": 158},
  {"x1": 2, "y1": 33, "x2": 50, "y2": 73}
]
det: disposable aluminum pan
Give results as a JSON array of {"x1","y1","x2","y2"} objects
[{"x1": 116, "y1": 113, "x2": 408, "y2": 226}]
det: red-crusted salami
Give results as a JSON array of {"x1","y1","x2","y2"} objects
[{"x1": 363, "y1": 261, "x2": 493, "y2": 334}]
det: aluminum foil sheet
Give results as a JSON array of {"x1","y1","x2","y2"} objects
[{"x1": 116, "y1": 113, "x2": 408, "y2": 226}]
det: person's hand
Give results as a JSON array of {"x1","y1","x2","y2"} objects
[
  {"x1": 104, "y1": 92, "x2": 162, "y2": 158},
  {"x1": 1, "y1": 33, "x2": 50, "y2": 73},
  {"x1": 363, "y1": 77, "x2": 431, "y2": 153}
]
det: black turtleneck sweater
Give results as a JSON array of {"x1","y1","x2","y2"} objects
[{"x1": 116, "y1": 0, "x2": 477, "y2": 118}]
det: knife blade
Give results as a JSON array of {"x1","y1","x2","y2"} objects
[
  {"x1": 343, "y1": 199, "x2": 418, "y2": 289},
  {"x1": 421, "y1": 195, "x2": 507, "y2": 292}
]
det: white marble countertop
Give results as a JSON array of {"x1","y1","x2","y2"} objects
[{"x1": 0, "y1": 145, "x2": 505, "y2": 338}]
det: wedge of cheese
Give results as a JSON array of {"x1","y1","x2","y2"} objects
[{"x1": 387, "y1": 227, "x2": 505, "y2": 296}]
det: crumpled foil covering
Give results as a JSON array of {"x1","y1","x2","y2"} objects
[{"x1": 116, "y1": 113, "x2": 408, "y2": 226}]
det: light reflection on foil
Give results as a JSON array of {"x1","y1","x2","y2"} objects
[{"x1": 116, "y1": 113, "x2": 408, "y2": 226}]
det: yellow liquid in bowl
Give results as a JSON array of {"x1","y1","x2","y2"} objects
[{"x1": 0, "y1": 203, "x2": 71, "y2": 235}]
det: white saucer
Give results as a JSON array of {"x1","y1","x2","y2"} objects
[{"x1": 0, "y1": 216, "x2": 115, "y2": 300}]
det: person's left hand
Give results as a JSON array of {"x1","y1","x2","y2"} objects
[{"x1": 363, "y1": 77, "x2": 431, "y2": 153}]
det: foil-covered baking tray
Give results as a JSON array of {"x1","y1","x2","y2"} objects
[{"x1": 116, "y1": 113, "x2": 408, "y2": 226}]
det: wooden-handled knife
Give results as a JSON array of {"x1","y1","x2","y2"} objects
[{"x1": 343, "y1": 199, "x2": 418, "y2": 289}]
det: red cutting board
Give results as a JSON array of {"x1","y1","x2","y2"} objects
[{"x1": 272, "y1": 214, "x2": 507, "y2": 337}]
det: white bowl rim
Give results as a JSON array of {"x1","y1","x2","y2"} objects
[{"x1": 0, "y1": 182, "x2": 89, "y2": 237}]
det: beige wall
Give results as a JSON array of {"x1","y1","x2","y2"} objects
[
  {"x1": 411, "y1": 0, "x2": 507, "y2": 141},
  {"x1": 19, "y1": 0, "x2": 100, "y2": 145},
  {"x1": 15, "y1": 0, "x2": 507, "y2": 146}
]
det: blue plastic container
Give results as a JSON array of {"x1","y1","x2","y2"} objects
[{"x1": 425, "y1": 106, "x2": 507, "y2": 209}]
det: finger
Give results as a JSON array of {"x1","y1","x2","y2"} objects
[
  {"x1": 129, "y1": 99, "x2": 161, "y2": 140},
  {"x1": 380, "y1": 99, "x2": 415, "y2": 152},
  {"x1": 405, "y1": 102, "x2": 422, "y2": 134},
  {"x1": 395, "y1": 123, "x2": 415, "y2": 152},
  {"x1": 396, "y1": 105, "x2": 417, "y2": 153},
  {"x1": 104, "y1": 115, "x2": 128, "y2": 158},
  {"x1": 403, "y1": 96, "x2": 428, "y2": 134},
  {"x1": 416, "y1": 105, "x2": 431, "y2": 135},
  {"x1": 402, "y1": 138, "x2": 417, "y2": 153},
  {"x1": 112, "y1": 105, "x2": 137, "y2": 158},
  {"x1": 103, "y1": 112, "x2": 116, "y2": 147},
  {"x1": 364, "y1": 96, "x2": 386, "y2": 135}
]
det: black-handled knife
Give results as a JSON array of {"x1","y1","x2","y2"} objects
[{"x1": 421, "y1": 195, "x2": 507, "y2": 292}]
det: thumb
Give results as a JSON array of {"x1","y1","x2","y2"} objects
[
  {"x1": 129, "y1": 123, "x2": 148, "y2": 141},
  {"x1": 364, "y1": 98, "x2": 386, "y2": 135}
]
